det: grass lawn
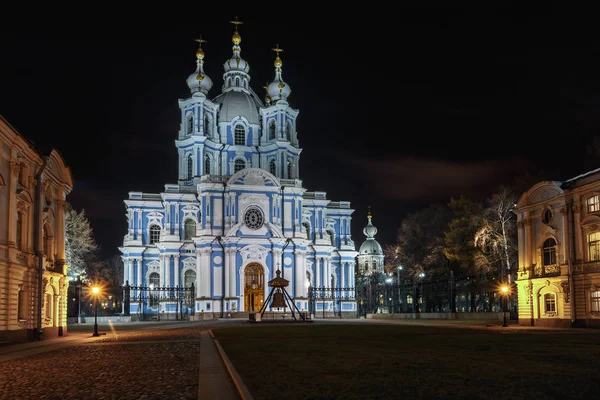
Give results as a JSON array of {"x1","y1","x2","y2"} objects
[{"x1": 213, "y1": 322, "x2": 600, "y2": 400}]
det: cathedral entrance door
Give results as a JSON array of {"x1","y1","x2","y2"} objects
[{"x1": 244, "y1": 263, "x2": 264, "y2": 312}]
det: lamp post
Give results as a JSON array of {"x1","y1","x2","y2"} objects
[
  {"x1": 501, "y1": 285, "x2": 509, "y2": 327},
  {"x1": 92, "y1": 286, "x2": 100, "y2": 337}
]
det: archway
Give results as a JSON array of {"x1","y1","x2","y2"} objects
[{"x1": 244, "y1": 263, "x2": 264, "y2": 312}]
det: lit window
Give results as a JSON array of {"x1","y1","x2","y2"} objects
[
  {"x1": 543, "y1": 238, "x2": 557, "y2": 266},
  {"x1": 204, "y1": 155, "x2": 211, "y2": 175},
  {"x1": 591, "y1": 290, "x2": 600, "y2": 312},
  {"x1": 589, "y1": 232, "x2": 600, "y2": 261},
  {"x1": 184, "y1": 219, "x2": 196, "y2": 240},
  {"x1": 184, "y1": 270, "x2": 196, "y2": 288},
  {"x1": 149, "y1": 225, "x2": 161, "y2": 244},
  {"x1": 406, "y1": 295, "x2": 413, "y2": 304},
  {"x1": 234, "y1": 125, "x2": 245, "y2": 145},
  {"x1": 234, "y1": 159, "x2": 245, "y2": 173},
  {"x1": 187, "y1": 155, "x2": 193, "y2": 180},
  {"x1": 544, "y1": 293, "x2": 556, "y2": 313},
  {"x1": 269, "y1": 121, "x2": 276, "y2": 140},
  {"x1": 588, "y1": 196, "x2": 600, "y2": 213},
  {"x1": 16, "y1": 212, "x2": 23, "y2": 250},
  {"x1": 269, "y1": 159, "x2": 276, "y2": 175}
]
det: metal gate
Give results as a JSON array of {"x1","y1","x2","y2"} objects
[
  {"x1": 308, "y1": 286, "x2": 356, "y2": 318},
  {"x1": 122, "y1": 282, "x2": 195, "y2": 321}
]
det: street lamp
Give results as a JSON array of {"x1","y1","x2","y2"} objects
[
  {"x1": 501, "y1": 285, "x2": 509, "y2": 327},
  {"x1": 92, "y1": 286, "x2": 100, "y2": 336}
]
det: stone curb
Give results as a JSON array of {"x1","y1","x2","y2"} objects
[{"x1": 208, "y1": 329, "x2": 254, "y2": 400}]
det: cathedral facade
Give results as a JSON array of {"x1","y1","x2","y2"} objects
[{"x1": 119, "y1": 22, "x2": 358, "y2": 318}]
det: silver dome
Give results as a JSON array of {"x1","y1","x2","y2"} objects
[
  {"x1": 359, "y1": 238, "x2": 383, "y2": 255},
  {"x1": 213, "y1": 90, "x2": 261, "y2": 125}
]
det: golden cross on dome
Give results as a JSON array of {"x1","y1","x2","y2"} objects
[
  {"x1": 271, "y1": 43, "x2": 284, "y2": 55},
  {"x1": 195, "y1": 35, "x2": 207, "y2": 45},
  {"x1": 230, "y1": 16, "x2": 243, "y2": 31}
]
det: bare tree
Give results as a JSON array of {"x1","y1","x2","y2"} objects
[
  {"x1": 474, "y1": 186, "x2": 518, "y2": 283},
  {"x1": 65, "y1": 203, "x2": 98, "y2": 279}
]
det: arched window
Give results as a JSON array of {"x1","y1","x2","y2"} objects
[
  {"x1": 149, "y1": 225, "x2": 161, "y2": 245},
  {"x1": 204, "y1": 155, "x2": 211, "y2": 175},
  {"x1": 269, "y1": 159, "x2": 276, "y2": 175},
  {"x1": 303, "y1": 222, "x2": 311, "y2": 241},
  {"x1": 184, "y1": 219, "x2": 196, "y2": 240},
  {"x1": 589, "y1": 232, "x2": 600, "y2": 262},
  {"x1": 287, "y1": 160, "x2": 293, "y2": 179},
  {"x1": 235, "y1": 77, "x2": 240, "y2": 87},
  {"x1": 286, "y1": 123, "x2": 292, "y2": 141},
  {"x1": 187, "y1": 114, "x2": 193, "y2": 134},
  {"x1": 269, "y1": 121, "x2": 276, "y2": 140},
  {"x1": 326, "y1": 229, "x2": 335, "y2": 247},
  {"x1": 543, "y1": 238, "x2": 557, "y2": 266},
  {"x1": 149, "y1": 272, "x2": 160, "y2": 307},
  {"x1": 204, "y1": 115, "x2": 210, "y2": 137},
  {"x1": 544, "y1": 293, "x2": 556, "y2": 313},
  {"x1": 16, "y1": 212, "x2": 23, "y2": 250},
  {"x1": 184, "y1": 270, "x2": 196, "y2": 288},
  {"x1": 187, "y1": 154, "x2": 193, "y2": 180},
  {"x1": 234, "y1": 125, "x2": 245, "y2": 145},
  {"x1": 234, "y1": 159, "x2": 245, "y2": 173}
]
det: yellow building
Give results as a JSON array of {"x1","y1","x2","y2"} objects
[
  {"x1": 515, "y1": 170, "x2": 600, "y2": 327},
  {"x1": 0, "y1": 115, "x2": 73, "y2": 342}
]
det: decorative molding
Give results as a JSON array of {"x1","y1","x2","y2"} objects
[
  {"x1": 239, "y1": 244, "x2": 269, "y2": 263},
  {"x1": 526, "y1": 281, "x2": 533, "y2": 304},
  {"x1": 560, "y1": 280, "x2": 570, "y2": 303}
]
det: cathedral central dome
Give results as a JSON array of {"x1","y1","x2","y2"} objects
[{"x1": 213, "y1": 90, "x2": 261, "y2": 124}]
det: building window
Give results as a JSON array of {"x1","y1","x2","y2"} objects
[
  {"x1": 589, "y1": 232, "x2": 600, "y2": 262},
  {"x1": 406, "y1": 295, "x2": 413, "y2": 304},
  {"x1": 269, "y1": 121, "x2": 276, "y2": 140},
  {"x1": 234, "y1": 125, "x2": 245, "y2": 145},
  {"x1": 204, "y1": 115, "x2": 210, "y2": 136},
  {"x1": 187, "y1": 114, "x2": 193, "y2": 135},
  {"x1": 286, "y1": 123, "x2": 292, "y2": 141},
  {"x1": 269, "y1": 159, "x2": 276, "y2": 175},
  {"x1": 149, "y1": 272, "x2": 160, "y2": 307},
  {"x1": 234, "y1": 159, "x2": 245, "y2": 173},
  {"x1": 542, "y1": 208, "x2": 552, "y2": 224},
  {"x1": 591, "y1": 290, "x2": 600, "y2": 312},
  {"x1": 543, "y1": 238, "x2": 557, "y2": 266},
  {"x1": 16, "y1": 212, "x2": 23, "y2": 250},
  {"x1": 18, "y1": 288, "x2": 27, "y2": 320},
  {"x1": 204, "y1": 155, "x2": 211, "y2": 175},
  {"x1": 544, "y1": 293, "x2": 556, "y2": 313},
  {"x1": 187, "y1": 155, "x2": 193, "y2": 180},
  {"x1": 235, "y1": 77, "x2": 240, "y2": 87},
  {"x1": 244, "y1": 207, "x2": 264, "y2": 230},
  {"x1": 588, "y1": 195, "x2": 600, "y2": 213},
  {"x1": 184, "y1": 270, "x2": 196, "y2": 288},
  {"x1": 149, "y1": 225, "x2": 161, "y2": 244},
  {"x1": 303, "y1": 222, "x2": 311, "y2": 240},
  {"x1": 326, "y1": 229, "x2": 335, "y2": 247},
  {"x1": 287, "y1": 160, "x2": 292, "y2": 179},
  {"x1": 184, "y1": 219, "x2": 196, "y2": 240}
]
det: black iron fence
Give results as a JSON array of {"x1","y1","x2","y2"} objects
[
  {"x1": 308, "y1": 287, "x2": 355, "y2": 318},
  {"x1": 122, "y1": 282, "x2": 195, "y2": 321}
]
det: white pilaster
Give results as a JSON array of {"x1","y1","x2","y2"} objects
[
  {"x1": 174, "y1": 254, "x2": 180, "y2": 287},
  {"x1": 228, "y1": 249, "x2": 236, "y2": 297}
]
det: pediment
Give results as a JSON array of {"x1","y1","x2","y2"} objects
[
  {"x1": 518, "y1": 182, "x2": 563, "y2": 207},
  {"x1": 227, "y1": 168, "x2": 279, "y2": 187}
]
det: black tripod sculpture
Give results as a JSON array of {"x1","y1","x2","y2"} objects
[{"x1": 258, "y1": 269, "x2": 308, "y2": 322}]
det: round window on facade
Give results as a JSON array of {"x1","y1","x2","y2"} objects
[
  {"x1": 542, "y1": 208, "x2": 553, "y2": 224},
  {"x1": 244, "y1": 207, "x2": 264, "y2": 230}
]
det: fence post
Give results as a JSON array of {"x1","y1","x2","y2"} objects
[{"x1": 123, "y1": 281, "x2": 131, "y2": 316}]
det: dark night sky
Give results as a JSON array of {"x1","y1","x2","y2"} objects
[{"x1": 1, "y1": 8, "x2": 599, "y2": 259}]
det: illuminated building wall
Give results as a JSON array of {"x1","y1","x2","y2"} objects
[
  {"x1": 0, "y1": 115, "x2": 73, "y2": 342},
  {"x1": 515, "y1": 170, "x2": 600, "y2": 327}
]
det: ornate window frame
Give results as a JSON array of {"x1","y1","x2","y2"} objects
[
  {"x1": 149, "y1": 224, "x2": 161, "y2": 245},
  {"x1": 587, "y1": 194, "x2": 600, "y2": 213},
  {"x1": 587, "y1": 284, "x2": 600, "y2": 317},
  {"x1": 234, "y1": 158, "x2": 246, "y2": 173},
  {"x1": 234, "y1": 124, "x2": 246, "y2": 146},
  {"x1": 183, "y1": 218, "x2": 196, "y2": 241}
]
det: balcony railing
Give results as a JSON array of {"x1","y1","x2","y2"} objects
[{"x1": 533, "y1": 263, "x2": 561, "y2": 277}]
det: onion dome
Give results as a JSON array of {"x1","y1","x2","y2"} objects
[
  {"x1": 222, "y1": 17, "x2": 250, "y2": 92},
  {"x1": 267, "y1": 44, "x2": 291, "y2": 103},
  {"x1": 186, "y1": 37, "x2": 213, "y2": 96},
  {"x1": 360, "y1": 206, "x2": 383, "y2": 255}
]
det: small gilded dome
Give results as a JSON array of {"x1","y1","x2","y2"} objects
[
  {"x1": 196, "y1": 47, "x2": 204, "y2": 58},
  {"x1": 232, "y1": 31, "x2": 241, "y2": 44},
  {"x1": 186, "y1": 41, "x2": 212, "y2": 96},
  {"x1": 274, "y1": 55, "x2": 282, "y2": 68}
]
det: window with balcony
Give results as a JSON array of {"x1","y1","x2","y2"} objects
[{"x1": 543, "y1": 238, "x2": 557, "y2": 266}]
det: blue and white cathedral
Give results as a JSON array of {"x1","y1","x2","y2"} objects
[{"x1": 119, "y1": 21, "x2": 358, "y2": 316}]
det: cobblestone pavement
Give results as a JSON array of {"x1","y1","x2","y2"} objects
[{"x1": 0, "y1": 320, "x2": 249, "y2": 400}]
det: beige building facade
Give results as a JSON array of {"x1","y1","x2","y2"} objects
[
  {"x1": 0, "y1": 115, "x2": 73, "y2": 342},
  {"x1": 515, "y1": 170, "x2": 600, "y2": 327}
]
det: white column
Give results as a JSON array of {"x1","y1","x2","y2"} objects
[
  {"x1": 224, "y1": 249, "x2": 230, "y2": 299},
  {"x1": 199, "y1": 249, "x2": 211, "y2": 297},
  {"x1": 325, "y1": 258, "x2": 330, "y2": 288},
  {"x1": 136, "y1": 257, "x2": 142, "y2": 288},
  {"x1": 228, "y1": 249, "x2": 236, "y2": 298},
  {"x1": 316, "y1": 257, "x2": 321, "y2": 288},
  {"x1": 165, "y1": 255, "x2": 171, "y2": 287},
  {"x1": 341, "y1": 261, "x2": 346, "y2": 297},
  {"x1": 128, "y1": 259, "x2": 134, "y2": 286},
  {"x1": 294, "y1": 251, "x2": 304, "y2": 298},
  {"x1": 174, "y1": 255, "x2": 180, "y2": 287}
]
